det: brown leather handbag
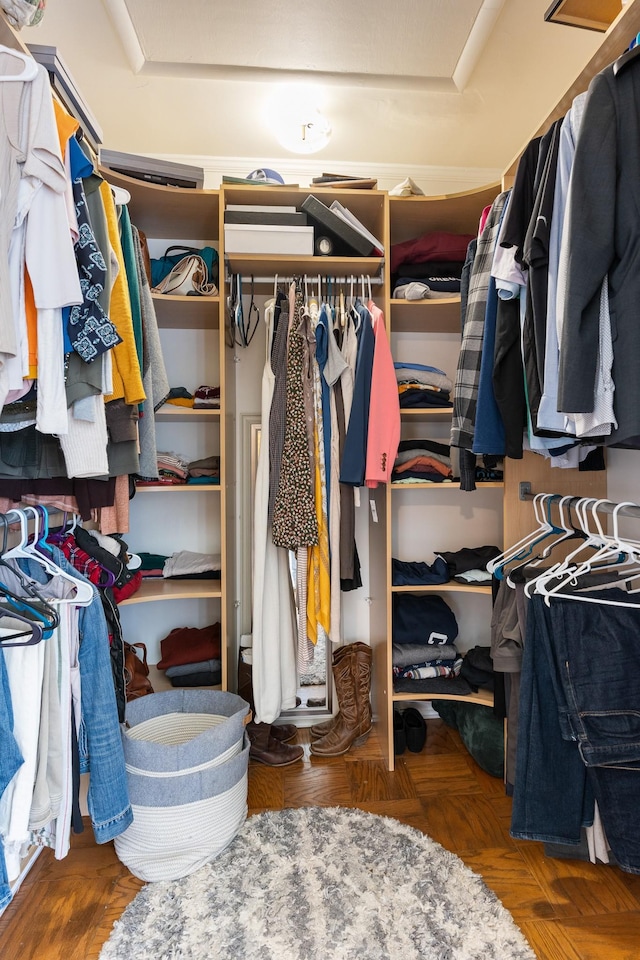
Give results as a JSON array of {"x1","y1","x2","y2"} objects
[{"x1": 124, "y1": 642, "x2": 154, "y2": 701}]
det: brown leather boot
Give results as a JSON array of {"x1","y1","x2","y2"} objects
[
  {"x1": 310, "y1": 644, "x2": 372, "y2": 757},
  {"x1": 309, "y1": 644, "x2": 352, "y2": 740},
  {"x1": 270, "y1": 723, "x2": 298, "y2": 743},
  {"x1": 247, "y1": 722, "x2": 303, "y2": 766},
  {"x1": 353, "y1": 642, "x2": 373, "y2": 736},
  {"x1": 239, "y1": 652, "x2": 299, "y2": 745}
]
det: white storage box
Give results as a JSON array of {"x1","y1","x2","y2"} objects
[{"x1": 224, "y1": 223, "x2": 314, "y2": 255}]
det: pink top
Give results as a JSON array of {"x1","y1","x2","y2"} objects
[{"x1": 365, "y1": 301, "x2": 400, "y2": 488}]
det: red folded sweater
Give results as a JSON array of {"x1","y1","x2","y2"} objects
[{"x1": 157, "y1": 622, "x2": 221, "y2": 670}]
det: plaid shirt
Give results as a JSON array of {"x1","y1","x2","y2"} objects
[{"x1": 450, "y1": 191, "x2": 509, "y2": 450}]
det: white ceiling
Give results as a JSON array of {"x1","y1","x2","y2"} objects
[
  {"x1": 25, "y1": 0, "x2": 603, "y2": 188},
  {"x1": 109, "y1": 0, "x2": 504, "y2": 92}
]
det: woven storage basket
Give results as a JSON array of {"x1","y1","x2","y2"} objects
[{"x1": 114, "y1": 689, "x2": 250, "y2": 882}]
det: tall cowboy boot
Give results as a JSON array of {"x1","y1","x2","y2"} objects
[
  {"x1": 309, "y1": 642, "x2": 370, "y2": 740},
  {"x1": 247, "y1": 721, "x2": 304, "y2": 766},
  {"x1": 238, "y1": 650, "x2": 299, "y2": 744},
  {"x1": 353, "y1": 642, "x2": 373, "y2": 738},
  {"x1": 309, "y1": 644, "x2": 352, "y2": 740},
  {"x1": 310, "y1": 644, "x2": 372, "y2": 757}
]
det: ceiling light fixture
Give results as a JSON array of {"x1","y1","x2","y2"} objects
[{"x1": 266, "y1": 84, "x2": 332, "y2": 155}]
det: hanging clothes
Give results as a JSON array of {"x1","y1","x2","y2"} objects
[{"x1": 251, "y1": 295, "x2": 298, "y2": 725}]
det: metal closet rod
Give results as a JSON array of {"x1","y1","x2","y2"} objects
[
  {"x1": 224, "y1": 271, "x2": 385, "y2": 286},
  {"x1": 518, "y1": 485, "x2": 640, "y2": 521}
]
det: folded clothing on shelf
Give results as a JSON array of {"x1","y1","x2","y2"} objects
[
  {"x1": 156, "y1": 622, "x2": 221, "y2": 670},
  {"x1": 194, "y1": 385, "x2": 220, "y2": 409},
  {"x1": 391, "y1": 556, "x2": 450, "y2": 586},
  {"x1": 392, "y1": 642, "x2": 459, "y2": 669},
  {"x1": 393, "y1": 657, "x2": 463, "y2": 680},
  {"x1": 392, "y1": 438, "x2": 452, "y2": 483},
  {"x1": 393, "y1": 278, "x2": 461, "y2": 299},
  {"x1": 165, "y1": 658, "x2": 223, "y2": 687},
  {"x1": 390, "y1": 232, "x2": 474, "y2": 275},
  {"x1": 434, "y1": 545, "x2": 502, "y2": 577},
  {"x1": 188, "y1": 455, "x2": 220, "y2": 480},
  {"x1": 165, "y1": 387, "x2": 194, "y2": 408},
  {"x1": 392, "y1": 259, "x2": 465, "y2": 281},
  {"x1": 163, "y1": 550, "x2": 221, "y2": 578},
  {"x1": 395, "y1": 362, "x2": 453, "y2": 410},
  {"x1": 393, "y1": 675, "x2": 473, "y2": 695},
  {"x1": 392, "y1": 593, "x2": 458, "y2": 647}
]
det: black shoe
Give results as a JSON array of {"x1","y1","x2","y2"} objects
[
  {"x1": 404, "y1": 707, "x2": 427, "y2": 753},
  {"x1": 393, "y1": 710, "x2": 406, "y2": 755}
]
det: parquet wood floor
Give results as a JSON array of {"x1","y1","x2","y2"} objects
[{"x1": 1, "y1": 719, "x2": 638, "y2": 959}]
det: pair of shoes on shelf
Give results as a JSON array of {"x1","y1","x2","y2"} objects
[{"x1": 393, "y1": 708, "x2": 427, "y2": 755}]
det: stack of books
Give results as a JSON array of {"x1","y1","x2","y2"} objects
[{"x1": 311, "y1": 172, "x2": 378, "y2": 190}]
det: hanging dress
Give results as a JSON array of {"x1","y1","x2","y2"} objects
[{"x1": 251, "y1": 295, "x2": 298, "y2": 725}]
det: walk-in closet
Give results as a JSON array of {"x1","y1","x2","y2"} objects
[{"x1": 1, "y1": 2, "x2": 640, "y2": 959}]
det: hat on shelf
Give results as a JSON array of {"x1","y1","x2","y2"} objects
[{"x1": 246, "y1": 168, "x2": 285, "y2": 185}]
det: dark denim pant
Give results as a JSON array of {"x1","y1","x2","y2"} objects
[
  {"x1": 547, "y1": 591, "x2": 640, "y2": 874},
  {"x1": 511, "y1": 594, "x2": 594, "y2": 846}
]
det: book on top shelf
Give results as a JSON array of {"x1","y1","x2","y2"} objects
[
  {"x1": 330, "y1": 200, "x2": 384, "y2": 255},
  {"x1": 300, "y1": 194, "x2": 376, "y2": 257}
]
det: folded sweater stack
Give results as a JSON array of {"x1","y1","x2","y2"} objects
[
  {"x1": 391, "y1": 593, "x2": 471, "y2": 696},
  {"x1": 157, "y1": 622, "x2": 222, "y2": 687},
  {"x1": 392, "y1": 438, "x2": 452, "y2": 483},
  {"x1": 395, "y1": 362, "x2": 453, "y2": 410}
]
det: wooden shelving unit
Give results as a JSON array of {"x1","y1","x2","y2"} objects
[{"x1": 97, "y1": 168, "x2": 232, "y2": 689}]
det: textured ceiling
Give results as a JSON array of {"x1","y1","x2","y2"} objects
[{"x1": 109, "y1": 0, "x2": 504, "y2": 90}]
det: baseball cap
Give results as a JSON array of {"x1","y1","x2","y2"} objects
[{"x1": 246, "y1": 168, "x2": 285, "y2": 185}]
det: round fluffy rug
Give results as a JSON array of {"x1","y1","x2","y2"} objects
[{"x1": 100, "y1": 806, "x2": 535, "y2": 960}]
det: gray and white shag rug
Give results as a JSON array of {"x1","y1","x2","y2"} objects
[{"x1": 100, "y1": 806, "x2": 535, "y2": 960}]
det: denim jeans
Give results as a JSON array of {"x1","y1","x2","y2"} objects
[
  {"x1": 0, "y1": 649, "x2": 24, "y2": 910},
  {"x1": 18, "y1": 551, "x2": 132, "y2": 844},
  {"x1": 547, "y1": 591, "x2": 640, "y2": 875},
  {"x1": 511, "y1": 594, "x2": 594, "y2": 845}
]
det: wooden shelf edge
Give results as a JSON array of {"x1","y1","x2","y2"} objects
[
  {"x1": 119, "y1": 581, "x2": 222, "y2": 605},
  {"x1": 134, "y1": 483, "x2": 221, "y2": 493},
  {"x1": 391, "y1": 583, "x2": 492, "y2": 595},
  {"x1": 391, "y1": 481, "x2": 504, "y2": 490},
  {"x1": 392, "y1": 689, "x2": 494, "y2": 708}
]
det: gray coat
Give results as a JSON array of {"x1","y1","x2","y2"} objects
[{"x1": 558, "y1": 60, "x2": 640, "y2": 446}]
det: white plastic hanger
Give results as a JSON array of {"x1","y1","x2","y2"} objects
[
  {"x1": 110, "y1": 184, "x2": 131, "y2": 206},
  {"x1": 3, "y1": 508, "x2": 94, "y2": 606},
  {"x1": 488, "y1": 493, "x2": 552, "y2": 579},
  {"x1": 0, "y1": 44, "x2": 38, "y2": 82}
]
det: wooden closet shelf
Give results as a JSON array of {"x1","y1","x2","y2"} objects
[
  {"x1": 392, "y1": 688, "x2": 494, "y2": 708},
  {"x1": 391, "y1": 583, "x2": 492, "y2": 595},
  {"x1": 155, "y1": 405, "x2": 221, "y2": 421},
  {"x1": 134, "y1": 483, "x2": 221, "y2": 493},
  {"x1": 391, "y1": 481, "x2": 504, "y2": 490},
  {"x1": 400, "y1": 408, "x2": 453, "y2": 421},
  {"x1": 97, "y1": 167, "x2": 219, "y2": 237},
  {"x1": 151, "y1": 293, "x2": 220, "y2": 329},
  {"x1": 225, "y1": 253, "x2": 384, "y2": 279},
  {"x1": 119, "y1": 580, "x2": 222, "y2": 605}
]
